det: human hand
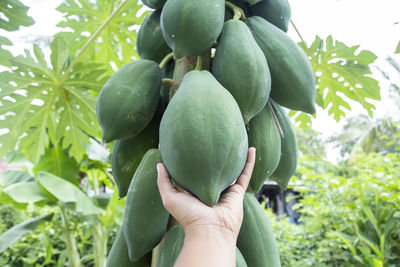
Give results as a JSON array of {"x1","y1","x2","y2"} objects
[{"x1": 156, "y1": 147, "x2": 256, "y2": 240}]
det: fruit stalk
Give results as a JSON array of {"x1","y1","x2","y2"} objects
[{"x1": 225, "y1": 1, "x2": 247, "y2": 20}]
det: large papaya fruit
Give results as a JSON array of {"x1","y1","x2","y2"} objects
[
  {"x1": 111, "y1": 107, "x2": 160, "y2": 198},
  {"x1": 160, "y1": 71, "x2": 248, "y2": 206},
  {"x1": 141, "y1": 0, "x2": 166, "y2": 10},
  {"x1": 137, "y1": 10, "x2": 172, "y2": 63},
  {"x1": 96, "y1": 60, "x2": 161, "y2": 143},
  {"x1": 269, "y1": 100, "x2": 297, "y2": 189},
  {"x1": 106, "y1": 228, "x2": 151, "y2": 267},
  {"x1": 249, "y1": 0, "x2": 291, "y2": 32},
  {"x1": 160, "y1": 0, "x2": 225, "y2": 58},
  {"x1": 212, "y1": 19, "x2": 271, "y2": 124},
  {"x1": 122, "y1": 149, "x2": 169, "y2": 261},
  {"x1": 246, "y1": 16, "x2": 316, "y2": 114},
  {"x1": 157, "y1": 225, "x2": 185, "y2": 267},
  {"x1": 236, "y1": 247, "x2": 248, "y2": 267},
  {"x1": 246, "y1": 104, "x2": 281, "y2": 192},
  {"x1": 238, "y1": 193, "x2": 281, "y2": 267}
]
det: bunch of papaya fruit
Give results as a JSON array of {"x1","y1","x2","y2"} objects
[{"x1": 97, "y1": 0, "x2": 316, "y2": 266}]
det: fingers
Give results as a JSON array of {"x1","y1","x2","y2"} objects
[
  {"x1": 157, "y1": 163, "x2": 178, "y2": 209},
  {"x1": 235, "y1": 147, "x2": 256, "y2": 192}
]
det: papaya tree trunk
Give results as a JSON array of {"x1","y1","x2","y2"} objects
[
  {"x1": 93, "y1": 223, "x2": 108, "y2": 267},
  {"x1": 60, "y1": 206, "x2": 81, "y2": 267}
]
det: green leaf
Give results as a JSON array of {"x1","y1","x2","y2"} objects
[
  {"x1": 395, "y1": 41, "x2": 400, "y2": 54},
  {"x1": 0, "y1": 36, "x2": 13, "y2": 67},
  {"x1": 0, "y1": 170, "x2": 34, "y2": 187},
  {"x1": 289, "y1": 110, "x2": 313, "y2": 129},
  {"x1": 300, "y1": 36, "x2": 380, "y2": 121},
  {"x1": 56, "y1": 0, "x2": 148, "y2": 74},
  {"x1": 0, "y1": 0, "x2": 34, "y2": 31},
  {"x1": 0, "y1": 213, "x2": 53, "y2": 254},
  {"x1": 33, "y1": 142, "x2": 80, "y2": 185},
  {"x1": 36, "y1": 171, "x2": 102, "y2": 215},
  {"x1": 0, "y1": 36, "x2": 108, "y2": 162},
  {"x1": 3, "y1": 181, "x2": 49, "y2": 203}
]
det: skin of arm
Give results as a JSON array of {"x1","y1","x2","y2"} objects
[{"x1": 157, "y1": 147, "x2": 256, "y2": 267}]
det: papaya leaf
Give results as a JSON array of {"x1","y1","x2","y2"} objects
[
  {"x1": 0, "y1": 36, "x2": 108, "y2": 163},
  {"x1": 3, "y1": 181, "x2": 49, "y2": 203},
  {"x1": 37, "y1": 171, "x2": 102, "y2": 215},
  {"x1": 56, "y1": 0, "x2": 148, "y2": 74},
  {"x1": 0, "y1": 213, "x2": 53, "y2": 254},
  {"x1": 0, "y1": 36, "x2": 13, "y2": 67},
  {"x1": 395, "y1": 41, "x2": 400, "y2": 54},
  {"x1": 0, "y1": 0, "x2": 34, "y2": 31},
  {"x1": 289, "y1": 110, "x2": 313, "y2": 129},
  {"x1": 300, "y1": 35, "x2": 380, "y2": 122},
  {"x1": 33, "y1": 143, "x2": 80, "y2": 185}
]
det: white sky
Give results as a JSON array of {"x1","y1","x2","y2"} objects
[{"x1": 2, "y1": 0, "x2": 400, "y2": 161}]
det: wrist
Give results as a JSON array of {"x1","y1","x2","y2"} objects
[{"x1": 184, "y1": 224, "x2": 237, "y2": 244}]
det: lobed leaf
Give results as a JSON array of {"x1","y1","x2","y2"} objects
[
  {"x1": 299, "y1": 35, "x2": 380, "y2": 122},
  {"x1": 0, "y1": 0, "x2": 34, "y2": 31},
  {"x1": 0, "y1": 36, "x2": 107, "y2": 162},
  {"x1": 0, "y1": 36, "x2": 13, "y2": 67},
  {"x1": 56, "y1": 0, "x2": 148, "y2": 74}
]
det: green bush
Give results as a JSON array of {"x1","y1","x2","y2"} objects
[{"x1": 268, "y1": 153, "x2": 400, "y2": 267}]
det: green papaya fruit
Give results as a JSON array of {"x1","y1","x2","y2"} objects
[
  {"x1": 137, "y1": 10, "x2": 172, "y2": 63},
  {"x1": 246, "y1": 16, "x2": 316, "y2": 114},
  {"x1": 246, "y1": 104, "x2": 281, "y2": 192},
  {"x1": 157, "y1": 225, "x2": 185, "y2": 267},
  {"x1": 160, "y1": 60, "x2": 175, "y2": 110},
  {"x1": 236, "y1": 247, "x2": 248, "y2": 267},
  {"x1": 269, "y1": 100, "x2": 297, "y2": 189},
  {"x1": 160, "y1": 0, "x2": 225, "y2": 58},
  {"x1": 111, "y1": 108, "x2": 160, "y2": 198},
  {"x1": 122, "y1": 149, "x2": 169, "y2": 261},
  {"x1": 238, "y1": 193, "x2": 281, "y2": 267},
  {"x1": 96, "y1": 60, "x2": 161, "y2": 143},
  {"x1": 250, "y1": 0, "x2": 291, "y2": 32},
  {"x1": 160, "y1": 71, "x2": 248, "y2": 206},
  {"x1": 142, "y1": 0, "x2": 166, "y2": 10},
  {"x1": 106, "y1": 228, "x2": 151, "y2": 267},
  {"x1": 225, "y1": 0, "x2": 250, "y2": 21},
  {"x1": 212, "y1": 19, "x2": 271, "y2": 124}
]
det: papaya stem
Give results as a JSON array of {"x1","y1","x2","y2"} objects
[
  {"x1": 290, "y1": 19, "x2": 307, "y2": 47},
  {"x1": 195, "y1": 56, "x2": 203, "y2": 71},
  {"x1": 63, "y1": 0, "x2": 128, "y2": 79},
  {"x1": 162, "y1": 78, "x2": 174, "y2": 87},
  {"x1": 170, "y1": 56, "x2": 196, "y2": 99},
  {"x1": 159, "y1": 52, "x2": 174, "y2": 69},
  {"x1": 268, "y1": 100, "x2": 284, "y2": 139},
  {"x1": 225, "y1": 1, "x2": 246, "y2": 20}
]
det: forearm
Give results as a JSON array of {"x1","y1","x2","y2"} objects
[{"x1": 174, "y1": 227, "x2": 237, "y2": 267}]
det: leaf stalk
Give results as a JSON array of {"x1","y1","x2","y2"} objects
[{"x1": 63, "y1": 0, "x2": 128, "y2": 78}]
